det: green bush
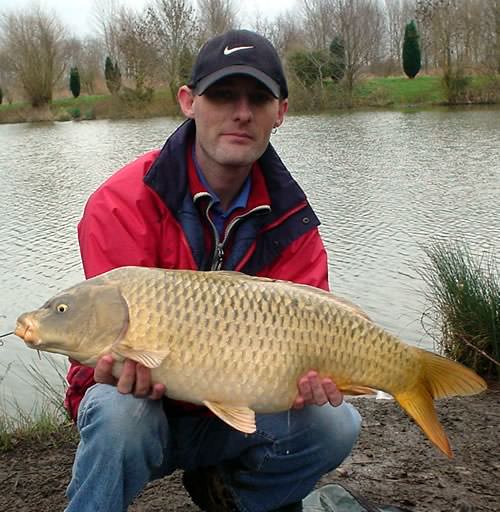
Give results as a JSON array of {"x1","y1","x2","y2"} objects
[
  {"x1": 288, "y1": 50, "x2": 331, "y2": 88},
  {"x1": 419, "y1": 241, "x2": 499, "y2": 380}
]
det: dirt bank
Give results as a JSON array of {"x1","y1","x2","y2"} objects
[{"x1": 1, "y1": 384, "x2": 498, "y2": 512}]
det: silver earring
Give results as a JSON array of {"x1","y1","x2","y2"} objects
[{"x1": 272, "y1": 127, "x2": 278, "y2": 134}]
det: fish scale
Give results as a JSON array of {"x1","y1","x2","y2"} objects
[{"x1": 14, "y1": 266, "x2": 487, "y2": 457}]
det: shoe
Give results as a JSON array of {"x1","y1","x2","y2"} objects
[
  {"x1": 182, "y1": 467, "x2": 238, "y2": 511},
  {"x1": 182, "y1": 467, "x2": 303, "y2": 511}
]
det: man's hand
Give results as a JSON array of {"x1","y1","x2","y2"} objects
[
  {"x1": 94, "y1": 354, "x2": 165, "y2": 400},
  {"x1": 293, "y1": 370, "x2": 343, "y2": 409}
]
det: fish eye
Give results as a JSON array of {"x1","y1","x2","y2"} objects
[{"x1": 56, "y1": 303, "x2": 69, "y2": 313}]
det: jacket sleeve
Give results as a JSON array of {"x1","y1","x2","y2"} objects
[
  {"x1": 65, "y1": 155, "x2": 162, "y2": 421},
  {"x1": 257, "y1": 228, "x2": 330, "y2": 292}
]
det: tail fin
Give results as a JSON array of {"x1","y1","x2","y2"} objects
[{"x1": 395, "y1": 349, "x2": 487, "y2": 458}]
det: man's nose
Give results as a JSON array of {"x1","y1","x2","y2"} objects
[{"x1": 233, "y1": 95, "x2": 253, "y2": 122}]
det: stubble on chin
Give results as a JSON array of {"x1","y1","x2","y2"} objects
[{"x1": 214, "y1": 146, "x2": 263, "y2": 168}]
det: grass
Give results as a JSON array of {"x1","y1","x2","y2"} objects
[
  {"x1": 53, "y1": 93, "x2": 109, "y2": 107},
  {"x1": 354, "y1": 75, "x2": 446, "y2": 105},
  {"x1": 0, "y1": 355, "x2": 74, "y2": 452},
  {"x1": 419, "y1": 241, "x2": 500, "y2": 380}
]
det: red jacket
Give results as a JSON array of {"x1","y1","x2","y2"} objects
[{"x1": 65, "y1": 120, "x2": 329, "y2": 421}]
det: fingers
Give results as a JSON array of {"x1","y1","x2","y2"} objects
[
  {"x1": 132, "y1": 362, "x2": 153, "y2": 397},
  {"x1": 295, "y1": 371, "x2": 344, "y2": 408},
  {"x1": 321, "y1": 377, "x2": 343, "y2": 407},
  {"x1": 116, "y1": 359, "x2": 138, "y2": 394},
  {"x1": 131, "y1": 366, "x2": 166, "y2": 400},
  {"x1": 297, "y1": 373, "x2": 316, "y2": 404},
  {"x1": 94, "y1": 354, "x2": 117, "y2": 385},
  {"x1": 94, "y1": 355, "x2": 165, "y2": 400},
  {"x1": 307, "y1": 371, "x2": 329, "y2": 405},
  {"x1": 292, "y1": 395, "x2": 305, "y2": 410},
  {"x1": 148, "y1": 383, "x2": 167, "y2": 400}
]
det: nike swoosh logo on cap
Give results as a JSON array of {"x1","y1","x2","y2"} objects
[{"x1": 223, "y1": 45, "x2": 254, "y2": 55}]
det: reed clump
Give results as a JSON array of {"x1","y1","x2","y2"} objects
[
  {"x1": 0, "y1": 355, "x2": 73, "y2": 452},
  {"x1": 419, "y1": 241, "x2": 499, "y2": 380}
]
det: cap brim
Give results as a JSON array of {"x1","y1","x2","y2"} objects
[{"x1": 194, "y1": 65, "x2": 281, "y2": 98}]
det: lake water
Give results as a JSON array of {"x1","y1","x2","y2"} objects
[{"x1": 0, "y1": 108, "x2": 499, "y2": 416}]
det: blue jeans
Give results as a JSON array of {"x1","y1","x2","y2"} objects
[{"x1": 65, "y1": 384, "x2": 361, "y2": 512}]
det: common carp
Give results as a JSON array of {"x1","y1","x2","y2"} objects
[{"x1": 14, "y1": 266, "x2": 486, "y2": 457}]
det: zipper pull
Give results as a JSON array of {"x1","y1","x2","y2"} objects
[{"x1": 212, "y1": 244, "x2": 224, "y2": 270}]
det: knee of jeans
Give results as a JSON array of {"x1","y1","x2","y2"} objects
[
  {"x1": 77, "y1": 384, "x2": 166, "y2": 442},
  {"x1": 312, "y1": 402, "x2": 362, "y2": 467},
  {"x1": 324, "y1": 403, "x2": 361, "y2": 464}
]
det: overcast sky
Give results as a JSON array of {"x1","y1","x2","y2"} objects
[{"x1": 0, "y1": 0, "x2": 298, "y2": 37}]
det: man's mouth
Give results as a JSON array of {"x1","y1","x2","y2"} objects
[{"x1": 222, "y1": 132, "x2": 253, "y2": 141}]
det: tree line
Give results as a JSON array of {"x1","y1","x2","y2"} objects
[{"x1": 0, "y1": 0, "x2": 498, "y2": 108}]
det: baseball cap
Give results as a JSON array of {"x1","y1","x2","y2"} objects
[{"x1": 189, "y1": 29, "x2": 288, "y2": 99}]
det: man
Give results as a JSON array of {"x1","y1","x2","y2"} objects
[{"x1": 64, "y1": 30, "x2": 361, "y2": 512}]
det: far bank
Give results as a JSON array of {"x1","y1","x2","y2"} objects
[{"x1": 1, "y1": 75, "x2": 499, "y2": 125}]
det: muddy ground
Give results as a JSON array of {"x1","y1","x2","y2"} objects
[{"x1": 1, "y1": 384, "x2": 498, "y2": 512}]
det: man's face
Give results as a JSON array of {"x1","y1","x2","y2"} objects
[{"x1": 179, "y1": 76, "x2": 288, "y2": 170}]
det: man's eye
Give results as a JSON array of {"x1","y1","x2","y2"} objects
[
  {"x1": 249, "y1": 92, "x2": 273, "y2": 105},
  {"x1": 207, "y1": 89, "x2": 234, "y2": 101}
]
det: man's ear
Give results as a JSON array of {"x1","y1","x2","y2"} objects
[
  {"x1": 274, "y1": 99, "x2": 289, "y2": 128},
  {"x1": 177, "y1": 86, "x2": 195, "y2": 118}
]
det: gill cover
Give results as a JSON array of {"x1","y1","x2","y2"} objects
[{"x1": 32, "y1": 277, "x2": 129, "y2": 361}]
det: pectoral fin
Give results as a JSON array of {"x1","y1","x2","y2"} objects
[
  {"x1": 112, "y1": 346, "x2": 168, "y2": 369},
  {"x1": 203, "y1": 401, "x2": 256, "y2": 434}
]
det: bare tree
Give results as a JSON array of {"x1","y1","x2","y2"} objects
[
  {"x1": 417, "y1": 1, "x2": 466, "y2": 71},
  {"x1": 196, "y1": 0, "x2": 237, "y2": 40},
  {"x1": 416, "y1": 0, "x2": 500, "y2": 74},
  {"x1": 495, "y1": 0, "x2": 500, "y2": 72},
  {"x1": 485, "y1": 0, "x2": 500, "y2": 72},
  {"x1": 301, "y1": 0, "x2": 336, "y2": 50},
  {"x1": 479, "y1": 2, "x2": 499, "y2": 71},
  {"x1": 76, "y1": 37, "x2": 106, "y2": 95},
  {"x1": 148, "y1": 0, "x2": 198, "y2": 100},
  {"x1": 92, "y1": 0, "x2": 122, "y2": 61},
  {"x1": 0, "y1": 52, "x2": 16, "y2": 103},
  {"x1": 252, "y1": 11, "x2": 304, "y2": 58},
  {"x1": 331, "y1": 0, "x2": 386, "y2": 103},
  {"x1": 115, "y1": 6, "x2": 159, "y2": 94},
  {"x1": 0, "y1": 6, "x2": 68, "y2": 106}
]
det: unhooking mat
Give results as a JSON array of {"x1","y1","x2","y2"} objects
[{"x1": 303, "y1": 484, "x2": 412, "y2": 512}]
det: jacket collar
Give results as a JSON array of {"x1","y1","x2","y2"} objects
[{"x1": 144, "y1": 119, "x2": 306, "y2": 222}]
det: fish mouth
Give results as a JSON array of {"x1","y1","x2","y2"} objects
[{"x1": 15, "y1": 320, "x2": 41, "y2": 346}]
